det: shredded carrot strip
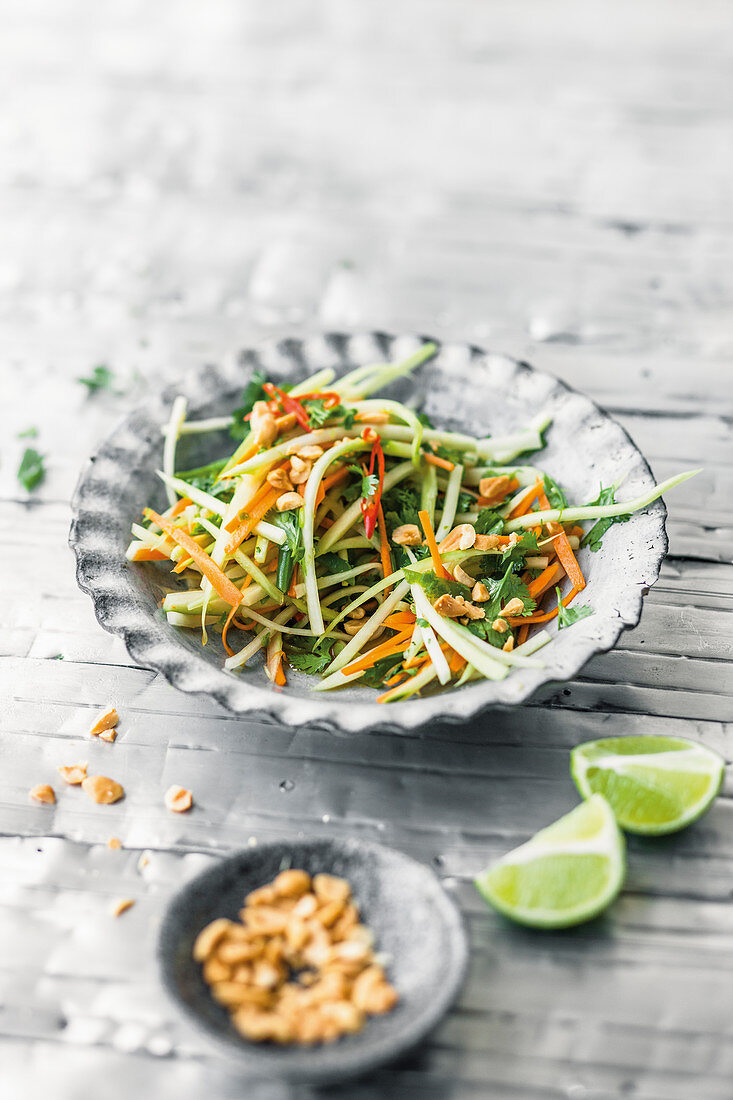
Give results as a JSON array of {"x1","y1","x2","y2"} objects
[
  {"x1": 517, "y1": 624, "x2": 530, "y2": 646},
  {"x1": 383, "y1": 671, "x2": 405, "y2": 687},
  {"x1": 538, "y1": 490, "x2": 585, "y2": 592},
  {"x1": 383, "y1": 612, "x2": 416, "y2": 630},
  {"x1": 274, "y1": 654, "x2": 286, "y2": 686},
  {"x1": 403, "y1": 652, "x2": 430, "y2": 670},
  {"x1": 424, "y1": 453, "x2": 455, "y2": 472},
  {"x1": 341, "y1": 629, "x2": 414, "y2": 677},
  {"x1": 570, "y1": 525, "x2": 585, "y2": 539},
  {"x1": 144, "y1": 510, "x2": 243, "y2": 607},
  {"x1": 169, "y1": 496, "x2": 192, "y2": 518},
  {"x1": 222, "y1": 576, "x2": 253, "y2": 655},
  {"x1": 418, "y1": 509, "x2": 451, "y2": 580},
  {"x1": 225, "y1": 480, "x2": 271, "y2": 533},
  {"x1": 128, "y1": 547, "x2": 169, "y2": 562},
  {"x1": 528, "y1": 560, "x2": 565, "y2": 598},
  {"x1": 172, "y1": 556, "x2": 193, "y2": 574},
  {"x1": 224, "y1": 488, "x2": 279, "y2": 555},
  {"x1": 447, "y1": 648, "x2": 467, "y2": 673},
  {"x1": 376, "y1": 677, "x2": 414, "y2": 704},
  {"x1": 507, "y1": 480, "x2": 542, "y2": 520},
  {"x1": 376, "y1": 503, "x2": 392, "y2": 590},
  {"x1": 507, "y1": 584, "x2": 580, "y2": 626},
  {"x1": 322, "y1": 466, "x2": 349, "y2": 493}
]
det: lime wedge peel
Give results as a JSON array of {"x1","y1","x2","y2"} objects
[
  {"x1": 571, "y1": 736, "x2": 725, "y2": 836},
  {"x1": 474, "y1": 794, "x2": 625, "y2": 930}
]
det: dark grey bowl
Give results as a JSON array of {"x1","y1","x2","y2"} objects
[
  {"x1": 158, "y1": 838, "x2": 468, "y2": 1083},
  {"x1": 70, "y1": 331, "x2": 668, "y2": 732}
]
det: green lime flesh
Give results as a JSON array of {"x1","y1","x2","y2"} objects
[
  {"x1": 571, "y1": 735, "x2": 725, "y2": 836},
  {"x1": 475, "y1": 794, "x2": 625, "y2": 930}
]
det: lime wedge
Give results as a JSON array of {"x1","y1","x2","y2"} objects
[
  {"x1": 474, "y1": 794, "x2": 625, "y2": 929},
  {"x1": 571, "y1": 735, "x2": 725, "y2": 835}
]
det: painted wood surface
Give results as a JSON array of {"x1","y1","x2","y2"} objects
[{"x1": 1, "y1": 1, "x2": 731, "y2": 1097}]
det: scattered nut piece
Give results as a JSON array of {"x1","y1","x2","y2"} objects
[
  {"x1": 433, "y1": 593, "x2": 485, "y2": 620},
  {"x1": 472, "y1": 581, "x2": 490, "y2": 602},
  {"x1": 289, "y1": 462, "x2": 312, "y2": 486},
  {"x1": 111, "y1": 898, "x2": 135, "y2": 918},
  {"x1": 491, "y1": 617, "x2": 509, "y2": 634},
  {"x1": 81, "y1": 775, "x2": 124, "y2": 805},
  {"x1": 438, "y1": 523, "x2": 476, "y2": 553},
  {"x1": 89, "y1": 706, "x2": 118, "y2": 738},
  {"x1": 30, "y1": 784, "x2": 55, "y2": 805},
  {"x1": 391, "y1": 524, "x2": 422, "y2": 547},
  {"x1": 502, "y1": 597, "x2": 525, "y2": 617},
  {"x1": 478, "y1": 475, "x2": 518, "y2": 505},
  {"x1": 348, "y1": 606, "x2": 365, "y2": 620},
  {"x1": 57, "y1": 762, "x2": 88, "y2": 785},
  {"x1": 474, "y1": 533, "x2": 502, "y2": 551},
  {"x1": 451, "y1": 562, "x2": 475, "y2": 587},
  {"x1": 165, "y1": 785, "x2": 193, "y2": 813},
  {"x1": 502, "y1": 635, "x2": 515, "y2": 652},
  {"x1": 343, "y1": 620, "x2": 365, "y2": 636},
  {"x1": 266, "y1": 466, "x2": 294, "y2": 493},
  {"x1": 355, "y1": 410, "x2": 390, "y2": 424},
  {"x1": 107, "y1": 837, "x2": 122, "y2": 850},
  {"x1": 273, "y1": 869, "x2": 311, "y2": 898},
  {"x1": 99, "y1": 729, "x2": 118, "y2": 743},
  {"x1": 297, "y1": 444, "x2": 324, "y2": 460},
  {"x1": 289, "y1": 455, "x2": 309, "y2": 476},
  {"x1": 276, "y1": 492, "x2": 306, "y2": 512},
  {"x1": 250, "y1": 401, "x2": 277, "y2": 447},
  {"x1": 193, "y1": 918, "x2": 234, "y2": 962}
]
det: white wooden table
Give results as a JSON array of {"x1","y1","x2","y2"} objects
[{"x1": 2, "y1": 2, "x2": 732, "y2": 1097}]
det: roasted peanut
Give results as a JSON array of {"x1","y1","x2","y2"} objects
[
  {"x1": 276, "y1": 491, "x2": 305, "y2": 512},
  {"x1": 29, "y1": 784, "x2": 55, "y2": 805},
  {"x1": 391, "y1": 524, "x2": 423, "y2": 546},
  {"x1": 81, "y1": 775, "x2": 124, "y2": 804},
  {"x1": 433, "y1": 593, "x2": 485, "y2": 620}
]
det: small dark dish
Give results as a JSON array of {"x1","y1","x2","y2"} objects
[
  {"x1": 158, "y1": 837, "x2": 468, "y2": 1083},
  {"x1": 70, "y1": 331, "x2": 668, "y2": 731}
]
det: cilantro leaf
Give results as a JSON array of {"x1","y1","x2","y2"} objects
[
  {"x1": 474, "y1": 508, "x2": 504, "y2": 536},
  {"x1": 482, "y1": 564, "x2": 536, "y2": 621},
  {"x1": 17, "y1": 426, "x2": 38, "y2": 439},
  {"x1": 302, "y1": 399, "x2": 334, "y2": 428},
  {"x1": 580, "y1": 486, "x2": 631, "y2": 553},
  {"x1": 382, "y1": 484, "x2": 421, "y2": 529},
  {"x1": 78, "y1": 365, "x2": 117, "y2": 394},
  {"x1": 317, "y1": 552, "x2": 352, "y2": 576},
  {"x1": 17, "y1": 448, "x2": 45, "y2": 491},
  {"x1": 359, "y1": 656, "x2": 405, "y2": 687},
  {"x1": 268, "y1": 510, "x2": 304, "y2": 561},
  {"x1": 404, "y1": 569, "x2": 465, "y2": 601},
  {"x1": 416, "y1": 412, "x2": 435, "y2": 429},
  {"x1": 457, "y1": 491, "x2": 476, "y2": 512},
  {"x1": 501, "y1": 531, "x2": 539, "y2": 568},
  {"x1": 230, "y1": 370, "x2": 267, "y2": 440},
  {"x1": 416, "y1": 618, "x2": 429, "y2": 628},
  {"x1": 464, "y1": 619, "x2": 511, "y2": 648},
  {"x1": 285, "y1": 637, "x2": 334, "y2": 674},
  {"x1": 542, "y1": 473, "x2": 568, "y2": 509},
  {"x1": 556, "y1": 588, "x2": 593, "y2": 628},
  {"x1": 348, "y1": 464, "x2": 378, "y2": 500}
]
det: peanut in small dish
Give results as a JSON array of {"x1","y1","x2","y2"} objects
[{"x1": 194, "y1": 868, "x2": 398, "y2": 1045}]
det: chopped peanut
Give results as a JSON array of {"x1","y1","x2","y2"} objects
[
  {"x1": 289, "y1": 462, "x2": 312, "y2": 486},
  {"x1": 297, "y1": 444, "x2": 324, "y2": 460},
  {"x1": 502, "y1": 635, "x2": 515, "y2": 652},
  {"x1": 474, "y1": 533, "x2": 502, "y2": 551},
  {"x1": 451, "y1": 562, "x2": 475, "y2": 587},
  {"x1": 266, "y1": 467, "x2": 293, "y2": 493},
  {"x1": 99, "y1": 728, "x2": 117, "y2": 743},
  {"x1": 111, "y1": 899, "x2": 135, "y2": 918},
  {"x1": 107, "y1": 837, "x2": 122, "y2": 850},
  {"x1": 391, "y1": 523, "x2": 423, "y2": 547},
  {"x1": 57, "y1": 762, "x2": 87, "y2": 785},
  {"x1": 250, "y1": 401, "x2": 277, "y2": 447},
  {"x1": 165, "y1": 785, "x2": 193, "y2": 813},
  {"x1": 491, "y1": 617, "x2": 509, "y2": 634},
  {"x1": 355, "y1": 410, "x2": 390, "y2": 424},
  {"x1": 30, "y1": 784, "x2": 55, "y2": 805},
  {"x1": 472, "y1": 581, "x2": 490, "y2": 602},
  {"x1": 478, "y1": 475, "x2": 518, "y2": 505},
  {"x1": 502, "y1": 597, "x2": 525, "y2": 617},
  {"x1": 89, "y1": 706, "x2": 118, "y2": 738},
  {"x1": 438, "y1": 524, "x2": 476, "y2": 553},
  {"x1": 343, "y1": 620, "x2": 365, "y2": 636},
  {"x1": 276, "y1": 492, "x2": 305, "y2": 512},
  {"x1": 433, "y1": 593, "x2": 485, "y2": 621},
  {"x1": 81, "y1": 775, "x2": 124, "y2": 804},
  {"x1": 196, "y1": 868, "x2": 397, "y2": 1045},
  {"x1": 348, "y1": 606, "x2": 365, "y2": 620}
]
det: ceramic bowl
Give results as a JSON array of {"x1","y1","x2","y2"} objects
[
  {"x1": 158, "y1": 837, "x2": 469, "y2": 1082},
  {"x1": 70, "y1": 331, "x2": 667, "y2": 732}
]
